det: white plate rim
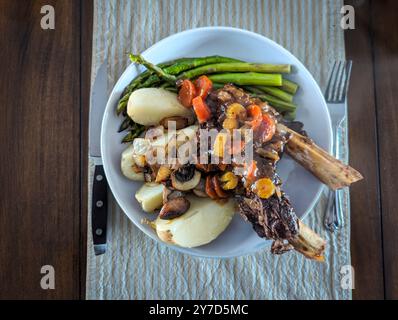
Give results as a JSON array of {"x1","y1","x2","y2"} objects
[{"x1": 100, "y1": 26, "x2": 332, "y2": 259}]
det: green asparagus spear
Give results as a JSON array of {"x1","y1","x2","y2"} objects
[
  {"x1": 212, "y1": 82, "x2": 224, "y2": 89},
  {"x1": 120, "y1": 60, "x2": 176, "y2": 96},
  {"x1": 163, "y1": 86, "x2": 178, "y2": 93},
  {"x1": 129, "y1": 54, "x2": 177, "y2": 84},
  {"x1": 281, "y1": 79, "x2": 299, "y2": 94},
  {"x1": 158, "y1": 82, "x2": 177, "y2": 92},
  {"x1": 179, "y1": 62, "x2": 290, "y2": 79},
  {"x1": 116, "y1": 92, "x2": 131, "y2": 115},
  {"x1": 132, "y1": 56, "x2": 242, "y2": 88},
  {"x1": 244, "y1": 86, "x2": 265, "y2": 95},
  {"x1": 121, "y1": 124, "x2": 145, "y2": 143},
  {"x1": 129, "y1": 56, "x2": 238, "y2": 86},
  {"x1": 118, "y1": 117, "x2": 132, "y2": 132},
  {"x1": 137, "y1": 74, "x2": 163, "y2": 89},
  {"x1": 217, "y1": 84, "x2": 296, "y2": 119},
  {"x1": 208, "y1": 73, "x2": 282, "y2": 86},
  {"x1": 284, "y1": 110, "x2": 297, "y2": 121},
  {"x1": 250, "y1": 93, "x2": 296, "y2": 113},
  {"x1": 122, "y1": 131, "x2": 135, "y2": 143},
  {"x1": 165, "y1": 56, "x2": 241, "y2": 75},
  {"x1": 158, "y1": 57, "x2": 195, "y2": 68},
  {"x1": 255, "y1": 86, "x2": 294, "y2": 103},
  {"x1": 121, "y1": 70, "x2": 150, "y2": 95},
  {"x1": 118, "y1": 56, "x2": 244, "y2": 114}
]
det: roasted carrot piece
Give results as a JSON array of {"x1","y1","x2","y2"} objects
[
  {"x1": 253, "y1": 178, "x2": 276, "y2": 199},
  {"x1": 192, "y1": 96, "x2": 212, "y2": 123},
  {"x1": 245, "y1": 160, "x2": 258, "y2": 186},
  {"x1": 205, "y1": 175, "x2": 218, "y2": 199},
  {"x1": 247, "y1": 104, "x2": 263, "y2": 128},
  {"x1": 220, "y1": 172, "x2": 239, "y2": 190},
  {"x1": 212, "y1": 176, "x2": 229, "y2": 198},
  {"x1": 194, "y1": 75, "x2": 213, "y2": 98},
  {"x1": 178, "y1": 79, "x2": 196, "y2": 108},
  {"x1": 247, "y1": 104, "x2": 262, "y2": 118},
  {"x1": 260, "y1": 113, "x2": 276, "y2": 143}
]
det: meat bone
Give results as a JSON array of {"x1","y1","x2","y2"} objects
[{"x1": 277, "y1": 123, "x2": 363, "y2": 190}]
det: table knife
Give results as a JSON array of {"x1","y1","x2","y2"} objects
[{"x1": 89, "y1": 62, "x2": 108, "y2": 255}]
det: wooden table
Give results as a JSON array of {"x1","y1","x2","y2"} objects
[{"x1": 0, "y1": 0, "x2": 396, "y2": 299}]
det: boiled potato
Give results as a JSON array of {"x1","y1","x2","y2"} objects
[
  {"x1": 135, "y1": 183, "x2": 164, "y2": 213},
  {"x1": 127, "y1": 88, "x2": 194, "y2": 126},
  {"x1": 120, "y1": 144, "x2": 144, "y2": 181},
  {"x1": 154, "y1": 196, "x2": 235, "y2": 247}
]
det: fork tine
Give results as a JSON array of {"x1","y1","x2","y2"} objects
[
  {"x1": 339, "y1": 60, "x2": 353, "y2": 102},
  {"x1": 331, "y1": 61, "x2": 345, "y2": 102},
  {"x1": 325, "y1": 61, "x2": 353, "y2": 103},
  {"x1": 336, "y1": 62, "x2": 346, "y2": 102},
  {"x1": 325, "y1": 61, "x2": 338, "y2": 101}
]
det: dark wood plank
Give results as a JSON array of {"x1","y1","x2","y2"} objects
[
  {"x1": 80, "y1": 0, "x2": 93, "y2": 299},
  {"x1": 0, "y1": 0, "x2": 81, "y2": 299},
  {"x1": 371, "y1": 0, "x2": 398, "y2": 300},
  {"x1": 344, "y1": 0, "x2": 384, "y2": 299}
]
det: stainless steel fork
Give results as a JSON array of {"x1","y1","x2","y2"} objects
[{"x1": 324, "y1": 60, "x2": 353, "y2": 232}]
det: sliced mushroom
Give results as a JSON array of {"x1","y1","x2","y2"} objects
[
  {"x1": 162, "y1": 187, "x2": 172, "y2": 203},
  {"x1": 159, "y1": 197, "x2": 190, "y2": 220},
  {"x1": 160, "y1": 116, "x2": 188, "y2": 130},
  {"x1": 162, "y1": 187, "x2": 185, "y2": 204},
  {"x1": 193, "y1": 179, "x2": 208, "y2": 198},
  {"x1": 143, "y1": 167, "x2": 155, "y2": 182},
  {"x1": 171, "y1": 164, "x2": 201, "y2": 191}
]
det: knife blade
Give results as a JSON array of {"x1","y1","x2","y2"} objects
[{"x1": 89, "y1": 62, "x2": 108, "y2": 256}]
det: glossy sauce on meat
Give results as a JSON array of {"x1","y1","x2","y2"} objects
[{"x1": 204, "y1": 84, "x2": 300, "y2": 252}]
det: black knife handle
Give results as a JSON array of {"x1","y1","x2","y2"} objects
[{"x1": 91, "y1": 165, "x2": 108, "y2": 254}]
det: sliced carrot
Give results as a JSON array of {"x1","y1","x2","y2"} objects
[
  {"x1": 192, "y1": 96, "x2": 212, "y2": 123},
  {"x1": 178, "y1": 79, "x2": 196, "y2": 108},
  {"x1": 212, "y1": 176, "x2": 229, "y2": 198},
  {"x1": 247, "y1": 104, "x2": 262, "y2": 119},
  {"x1": 205, "y1": 175, "x2": 218, "y2": 199},
  {"x1": 246, "y1": 160, "x2": 258, "y2": 186},
  {"x1": 220, "y1": 172, "x2": 239, "y2": 190},
  {"x1": 194, "y1": 75, "x2": 213, "y2": 98},
  {"x1": 247, "y1": 104, "x2": 263, "y2": 129},
  {"x1": 260, "y1": 113, "x2": 276, "y2": 143},
  {"x1": 254, "y1": 178, "x2": 275, "y2": 199}
]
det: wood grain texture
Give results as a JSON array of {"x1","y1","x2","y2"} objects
[
  {"x1": 0, "y1": 0, "x2": 82, "y2": 299},
  {"x1": 371, "y1": 0, "x2": 398, "y2": 300},
  {"x1": 344, "y1": 0, "x2": 384, "y2": 299}
]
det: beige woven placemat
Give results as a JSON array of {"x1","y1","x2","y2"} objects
[{"x1": 87, "y1": 0, "x2": 351, "y2": 300}]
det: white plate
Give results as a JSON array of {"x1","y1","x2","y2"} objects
[{"x1": 101, "y1": 27, "x2": 332, "y2": 258}]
